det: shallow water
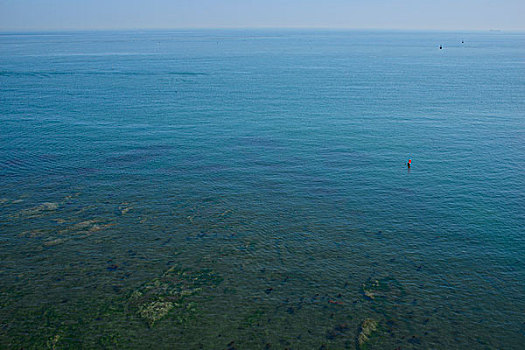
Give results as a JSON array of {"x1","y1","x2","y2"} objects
[{"x1": 1, "y1": 30, "x2": 524, "y2": 349}]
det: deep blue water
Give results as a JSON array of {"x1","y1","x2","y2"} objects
[{"x1": 0, "y1": 30, "x2": 524, "y2": 349}]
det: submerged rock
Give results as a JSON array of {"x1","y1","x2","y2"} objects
[
  {"x1": 18, "y1": 202, "x2": 59, "y2": 217},
  {"x1": 129, "y1": 266, "x2": 222, "y2": 326},
  {"x1": 64, "y1": 193, "x2": 81, "y2": 201},
  {"x1": 0, "y1": 198, "x2": 24, "y2": 205},
  {"x1": 44, "y1": 238, "x2": 66, "y2": 247},
  {"x1": 119, "y1": 202, "x2": 132, "y2": 215},
  {"x1": 59, "y1": 220, "x2": 114, "y2": 236},
  {"x1": 357, "y1": 318, "x2": 379, "y2": 349},
  {"x1": 72, "y1": 220, "x2": 98, "y2": 230},
  {"x1": 17, "y1": 217, "x2": 113, "y2": 248},
  {"x1": 361, "y1": 277, "x2": 405, "y2": 302},
  {"x1": 36, "y1": 202, "x2": 58, "y2": 211},
  {"x1": 362, "y1": 280, "x2": 380, "y2": 300},
  {"x1": 18, "y1": 229, "x2": 48, "y2": 238}
]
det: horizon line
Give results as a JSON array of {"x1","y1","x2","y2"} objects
[{"x1": 1, "y1": 26, "x2": 524, "y2": 34}]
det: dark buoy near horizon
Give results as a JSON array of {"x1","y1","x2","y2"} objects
[{"x1": 439, "y1": 45, "x2": 442, "y2": 50}]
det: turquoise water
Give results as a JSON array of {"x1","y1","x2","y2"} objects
[{"x1": 1, "y1": 30, "x2": 524, "y2": 349}]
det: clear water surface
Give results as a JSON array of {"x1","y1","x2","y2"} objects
[{"x1": 0, "y1": 30, "x2": 524, "y2": 349}]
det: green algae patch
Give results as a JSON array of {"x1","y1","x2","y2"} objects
[
  {"x1": 46, "y1": 334, "x2": 61, "y2": 350},
  {"x1": 138, "y1": 301, "x2": 175, "y2": 325},
  {"x1": 129, "y1": 266, "x2": 222, "y2": 326},
  {"x1": 361, "y1": 279, "x2": 381, "y2": 300},
  {"x1": 356, "y1": 318, "x2": 379, "y2": 349}
]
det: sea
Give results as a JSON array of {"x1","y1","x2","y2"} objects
[{"x1": 0, "y1": 30, "x2": 524, "y2": 349}]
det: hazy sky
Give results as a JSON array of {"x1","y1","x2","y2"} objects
[{"x1": 1, "y1": 0, "x2": 524, "y2": 31}]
